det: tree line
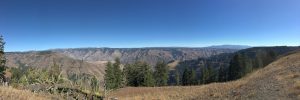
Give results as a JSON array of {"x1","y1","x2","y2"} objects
[
  {"x1": 104, "y1": 58, "x2": 225, "y2": 90},
  {"x1": 104, "y1": 48, "x2": 282, "y2": 90},
  {"x1": 104, "y1": 58, "x2": 170, "y2": 90}
]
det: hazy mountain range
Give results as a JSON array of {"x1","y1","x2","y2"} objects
[{"x1": 5, "y1": 45, "x2": 248, "y2": 79}]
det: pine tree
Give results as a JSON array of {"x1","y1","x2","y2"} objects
[
  {"x1": 143, "y1": 67, "x2": 155, "y2": 87},
  {"x1": 123, "y1": 63, "x2": 138, "y2": 86},
  {"x1": 206, "y1": 64, "x2": 216, "y2": 83},
  {"x1": 104, "y1": 61, "x2": 115, "y2": 90},
  {"x1": 138, "y1": 62, "x2": 154, "y2": 87},
  {"x1": 228, "y1": 53, "x2": 254, "y2": 80},
  {"x1": 174, "y1": 70, "x2": 180, "y2": 85},
  {"x1": 113, "y1": 58, "x2": 122, "y2": 88},
  {"x1": 124, "y1": 61, "x2": 155, "y2": 87},
  {"x1": 242, "y1": 55, "x2": 253, "y2": 76},
  {"x1": 228, "y1": 53, "x2": 242, "y2": 80},
  {"x1": 201, "y1": 65, "x2": 209, "y2": 84},
  {"x1": 218, "y1": 66, "x2": 227, "y2": 82},
  {"x1": 189, "y1": 69, "x2": 196, "y2": 85},
  {"x1": 0, "y1": 35, "x2": 6, "y2": 82},
  {"x1": 254, "y1": 54, "x2": 264, "y2": 69},
  {"x1": 181, "y1": 67, "x2": 189, "y2": 86},
  {"x1": 154, "y1": 61, "x2": 169, "y2": 86}
]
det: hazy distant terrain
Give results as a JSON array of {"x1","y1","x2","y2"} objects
[
  {"x1": 52, "y1": 47, "x2": 239, "y2": 65},
  {"x1": 5, "y1": 46, "x2": 242, "y2": 80},
  {"x1": 207, "y1": 45, "x2": 251, "y2": 49}
]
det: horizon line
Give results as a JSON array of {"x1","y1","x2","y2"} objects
[{"x1": 5, "y1": 44, "x2": 299, "y2": 52}]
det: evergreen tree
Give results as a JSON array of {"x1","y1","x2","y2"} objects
[
  {"x1": 242, "y1": 55, "x2": 253, "y2": 76},
  {"x1": 113, "y1": 58, "x2": 123, "y2": 88},
  {"x1": 137, "y1": 62, "x2": 154, "y2": 87},
  {"x1": 228, "y1": 53, "x2": 254, "y2": 80},
  {"x1": 181, "y1": 67, "x2": 197, "y2": 85},
  {"x1": 218, "y1": 66, "x2": 227, "y2": 82},
  {"x1": 181, "y1": 67, "x2": 197, "y2": 86},
  {"x1": 124, "y1": 61, "x2": 155, "y2": 87},
  {"x1": 228, "y1": 53, "x2": 242, "y2": 80},
  {"x1": 268, "y1": 50, "x2": 277, "y2": 59},
  {"x1": 143, "y1": 67, "x2": 155, "y2": 87},
  {"x1": 104, "y1": 61, "x2": 115, "y2": 90},
  {"x1": 174, "y1": 70, "x2": 180, "y2": 85},
  {"x1": 201, "y1": 65, "x2": 209, "y2": 84},
  {"x1": 181, "y1": 67, "x2": 189, "y2": 86},
  {"x1": 123, "y1": 63, "x2": 138, "y2": 86},
  {"x1": 0, "y1": 35, "x2": 6, "y2": 81},
  {"x1": 133, "y1": 61, "x2": 144, "y2": 86},
  {"x1": 189, "y1": 69, "x2": 197, "y2": 85},
  {"x1": 254, "y1": 54, "x2": 264, "y2": 68},
  {"x1": 154, "y1": 61, "x2": 169, "y2": 86},
  {"x1": 206, "y1": 64, "x2": 217, "y2": 83}
]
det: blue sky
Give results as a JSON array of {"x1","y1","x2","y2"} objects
[{"x1": 0, "y1": 0, "x2": 299, "y2": 52}]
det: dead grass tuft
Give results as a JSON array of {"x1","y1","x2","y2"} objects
[{"x1": 294, "y1": 81, "x2": 300, "y2": 90}]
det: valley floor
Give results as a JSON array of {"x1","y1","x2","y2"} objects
[{"x1": 107, "y1": 51, "x2": 300, "y2": 100}]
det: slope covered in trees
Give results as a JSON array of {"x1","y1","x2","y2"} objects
[
  {"x1": 103, "y1": 46, "x2": 300, "y2": 92},
  {"x1": 228, "y1": 46, "x2": 300, "y2": 80},
  {"x1": 168, "y1": 46, "x2": 300, "y2": 85},
  {"x1": 108, "y1": 49, "x2": 300, "y2": 100}
]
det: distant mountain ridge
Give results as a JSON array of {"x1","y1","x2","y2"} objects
[
  {"x1": 207, "y1": 45, "x2": 251, "y2": 49},
  {"x1": 5, "y1": 46, "x2": 239, "y2": 80},
  {"x1": 51, "y1": 47, "x2": 238, "y2": 65}
]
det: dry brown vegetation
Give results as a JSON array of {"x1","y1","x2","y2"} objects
[
  {"x1": 108, "y1": 50, "x2": 300, "y2": 100},
  {"x1": 5, "y1": 52, "x2": 105, "y2": 80},
  {"x1": 0, "y1": 86, "x2": 60, "y2": 100},
  {"x1": 167, "y1": 60, "x2": 179, "y2": 70}
]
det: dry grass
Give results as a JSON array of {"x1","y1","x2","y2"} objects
[
  {"x1": 167, "y1": 60, "x2": 179, "y2": 70},
  {"x1": 108, "y1": 80, "x2": 247, "y2": 100},
  {"x1": 108, "y1": 50, "x2": 300, "y2": 100},
  {"x1": 294, "y1": 81, "x2": 300, "y2": 90},
  {"x1": 0, "y1": 86, "x2": 58, "y2": 100}
]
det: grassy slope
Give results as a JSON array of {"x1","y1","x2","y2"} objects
[
  {"x1": 0, "y1": 86, "x2": 59, "y2": 100},
  {"x1": 6, "y1": 52, "x2": 105, "y2": 80},
  {"x1": 108, "y1": 50, "x2": 300, "y2": 100}
]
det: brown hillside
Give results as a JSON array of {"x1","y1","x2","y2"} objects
[
  {"x1": 5, "y1": 51, "x2": 105, "y2": 80},
  {"x1": 52, "y1": 48, "x2": 237, "y2": 65},
  {"x1": 0, "y1": 86, "x2": 59, "y2": 100},
  {"x1": 108, "y1": 50, "x2": 300, "y2": 100},
  {"x1": 5, "y1": 48, "x2": 237, "y2": 82}
]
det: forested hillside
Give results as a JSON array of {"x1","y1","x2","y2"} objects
[
  {"x1": 168, "y1": 46, "x2": 300, "y2": 85},
  {"x1": 108, "y1": 49, "x2": 300, "y2": 100}
]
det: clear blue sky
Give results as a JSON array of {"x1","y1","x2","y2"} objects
[{"x1": 0, "y1": 0, "x2": 299, "y2": 52}]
